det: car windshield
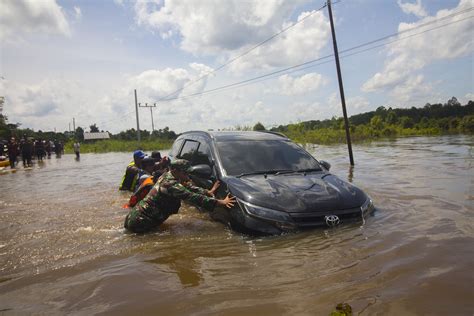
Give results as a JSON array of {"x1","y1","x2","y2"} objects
[{"x1": 216, "y1": 140, "x2": 321, "y2": 176}]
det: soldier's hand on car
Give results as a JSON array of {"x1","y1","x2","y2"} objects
[
  {"x1": 208, "y1": 180, "x2": 221, "y2": 197},
  {"x1": 218, "y1": 193, "x2": 236, "y2": 209}
]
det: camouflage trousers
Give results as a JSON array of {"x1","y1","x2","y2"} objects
[{"x1": 124, "y1": 209, "x2": 163, "y2": 233}]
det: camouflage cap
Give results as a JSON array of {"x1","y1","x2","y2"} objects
[{"x1": 170, "y1": 159, "x2": 192, "y2": 173}]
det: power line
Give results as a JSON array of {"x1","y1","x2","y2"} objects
[
  {"x1": 152, "y1": 2, "x2": 329, "y2": 102},
  {"x1": 155, "y1": 10, "x2": 473, "y2": 102},
  {"x1": 340, "y1": 15, "x2": 473, "y2": 59},
  {"x1": 99, "y1": 113, "x2": 134, "y2": 130},
  {"x1": 81, "y1": 5, "x2": 473, "y2": 131},
  {"x1": 339, "y1": 6, "x2": 473, "y2": 55},
  {"x1": 71, "y1": 3, "x2": 329, "y2": 131}
]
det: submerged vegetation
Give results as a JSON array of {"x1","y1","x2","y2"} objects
[{"x1": 270, "y1": 97, "x2": 474, "y2": 144}]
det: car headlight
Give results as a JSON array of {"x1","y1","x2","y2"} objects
[
  {"x1": 360, "y1": 197, "x2": 374, "y2": 215},
  {"x1": 238, "y1": 199, "x2": 293, "y2": 223}
]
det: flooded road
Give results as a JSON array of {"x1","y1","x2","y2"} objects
[{"x1": 0, "y1": 135, "x2": 473, "y2": 315}]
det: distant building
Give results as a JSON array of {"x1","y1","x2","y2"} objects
[{"x1": 83, "y1": 132, "x2": 110, "y2": 141}]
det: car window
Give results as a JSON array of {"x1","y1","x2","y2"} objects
[
  {"x1": 194, "y1": 140, "x2": 212, "y2": 166},
  {"x1": 178, "y1": 140, "x2": 199, "y2": 162},
  {"x1": 169, "y1": 139, "x2": 183, "y2": 159},
  {"x1": 216, "y1": 140, "x2": 321, "y2": 176},
  {"x1": 177, "y1": 138, "x2": 213, "y2": 166}
]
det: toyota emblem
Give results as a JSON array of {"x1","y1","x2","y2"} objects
[{"x1": 325, "y1": 215, "x2": 340, "y2": 227}]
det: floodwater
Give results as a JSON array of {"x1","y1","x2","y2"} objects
[{"x1": 0, "y1": 135, "x2": 473, "y2": 315}]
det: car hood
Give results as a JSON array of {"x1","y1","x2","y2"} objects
[{"x1": 225, "y1": 173, "x2": 367, "y2": 213}]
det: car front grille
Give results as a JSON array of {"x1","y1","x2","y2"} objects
[{"x1": 289, "y1": 207, "x2": 362, "y2": 227}]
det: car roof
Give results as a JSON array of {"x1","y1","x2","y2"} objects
[{"x1": 180, "y1": 130, "x2": 289, "y2": 142}]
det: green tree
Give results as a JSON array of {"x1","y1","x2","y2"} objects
[
  {"x1": 370, "y1": 115, "x2": 384, "y2": 130},
  {"x1": 459, "y1": 115, "x2": 474, "y2": 133},
  {"x1": 385, "y1": 110, "x2": 398, "y2": 124},
  {"x1": 418, "y1": 117, "x2": 430, "y2": 128},
  {"x1": 90, "y1": 124, "x2": 99, "y2": 132},
  {"x1": 375, "y1": 106, "x2": 388, "y2": 120},
  {"x1": 399, "y1": 116, "x2": 414, "y2": 128},
  {"x1": 447, "y1": 96, "x2": 461, "y2": 107},
  {"x1": 75, "y1": 126, "x2": 84, "y2": 141},
  {"x1": 253, "y1": 122, "x2": 265, "y2": 131},
  {"x1": 449, "y1": 117, "x2": 461, "y2": 130}
]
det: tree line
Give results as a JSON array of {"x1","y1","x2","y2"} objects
[
  {"x1": 0, "y1": 115, "x2": 177, "y2": 143},
  {"x1": 1, "y1": 96, "x2": 473, "y2": 147},
  {"x1": 268, "y1": 97, "x2": 474, "y2": 144}
]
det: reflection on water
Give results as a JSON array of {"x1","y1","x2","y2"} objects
[
  {"x1": 347, "y1": 165, "x2": 354, "y2": 183},
  {"x1": 0, "y1": 135, "x2": 473, "y2": 315}
]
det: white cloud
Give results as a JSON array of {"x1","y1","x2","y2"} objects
[
  {"x1": 276, "y1": 73, "x2": 327, "y2": 96},
  {"x1": 389, "y1": 74, "x2": 434, "y2": 104},
  {"x1": 134, "y1": 0, "x2": 302, "y2": 52},
  {"x1": 127, "y1": 63, "x2": 214, "y2": 102},
  {"x1": 2, "y1": 63, "x2": 223, "y2": 133},
  {"x1": 290, "y1": 101, "x2": 325, "y2": 122},
  {"x1": 3, "y1": 78, "x2": 101, "y2": 132},
  {"x1": 114, "y1": 0, "x2": 125, "y2": 7},
  {"x1": 326, "y1": 93, "x2": 371, "y2": 115},
  {"x1": 228, "y1": 10, "x2": 331, "y2": 72},
  {"x1": 133, "y1": 1, "x2": 330, "y2": 71},
  {"x1": 347, "y1": 96, "x2": 370, "y2": 111},
  {"x1": 74, "y1": 6, "x2": 82, "y2": 20},
  {"x1": 88, "y1": 64, "x2": 217, "y2": 132},
  {"x1": 0, "y1": 0, "x2": 70, "y2": 40},
  {"x1": 327, "y1": 92, "x2": 340, "y2": 112},
  {"x1": 459, "y1": 92, "x2": 474, "y2": 104},
  {"x1": 397, "y1": 0, "x2": 428, "y2": 18},
  {"x1": 362, "y1": 0, "x2": 473, "y2": 93}
]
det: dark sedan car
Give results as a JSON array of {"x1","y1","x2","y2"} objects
[{"x1": 169, "y1": 131, "x2": 374, "y2": 235}]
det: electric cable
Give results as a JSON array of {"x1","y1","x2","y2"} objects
[
  {"x1": 155, "y1": 10, "x2": 473, "y2": 102},
  {"x1": 152, "y1": 2, "x2": 329, "y2": 102}
]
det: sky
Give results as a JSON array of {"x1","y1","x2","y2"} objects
[{"x1": 0, "y1": 0, "x2": 473, "y2": 134}]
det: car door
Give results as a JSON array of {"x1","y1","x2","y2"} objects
[{"x1": 177, "y1": 137, "x2": 215, "y2": 189}]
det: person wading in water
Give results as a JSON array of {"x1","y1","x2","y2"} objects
[
  {"x1": 124, "y1": 159, "x2": 235, "y2": 234},
  {"x1": 119, "y1": 150, "x2": 146, "y2": 192}
]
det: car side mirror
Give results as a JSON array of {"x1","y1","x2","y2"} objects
[
  {"x1": 188, "y1": 164, "x2": 212, "y2": 179},
  {"x1": 319, "y1": 160, "x2": 331, "y2": 171}
]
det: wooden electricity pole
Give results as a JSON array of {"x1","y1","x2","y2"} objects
[
  {"x1": 139, "y1": 102, "x2": 157, "y2": 133},
  {"x1": 134, "y1": 89, "x2": 141, "y2": 143},
  {"x1": 327, "y1": 0, "x2": 354, "y2": 165}
]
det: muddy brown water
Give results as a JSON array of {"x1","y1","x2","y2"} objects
[{"x1": 0, "y1": 135, "x2": 472, "y2": 315}]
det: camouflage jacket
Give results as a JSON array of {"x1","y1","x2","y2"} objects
[{"x1": 133, "y1": 171, "x2": 217, "y2": 223}]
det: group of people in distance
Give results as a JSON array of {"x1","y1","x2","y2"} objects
[
  {"x1": 5, "y1": 136, "x2": 65, "y2": 169},
  {"x1": 120, "y1": 150, "x2": 235, "y2": 234}
]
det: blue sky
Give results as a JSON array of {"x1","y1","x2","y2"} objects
[{"x1": 0, "y1": 0, "x2": 472, "y2": 134}]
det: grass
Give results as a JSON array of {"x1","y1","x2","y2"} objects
[{"x1": 63, "y1": 139, "x2": 173, "y2": 154}]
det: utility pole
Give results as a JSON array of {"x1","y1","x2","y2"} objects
[
  {"x1": 134, "y1": 89, "x2": 141, "y2": 143},
  {"x1": 139, "y1": 102, "x2": 157, "y2": 133},
  {"x1": 327, "y1": 0, "x2": 354, "y2": 165},
  {"x1": 73, "y1": 117, "x2": 76, "y2": 132}
]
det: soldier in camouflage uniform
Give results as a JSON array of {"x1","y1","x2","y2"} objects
[{"x1": 124, "y1": 159, "x2": 235, "y2": 233}]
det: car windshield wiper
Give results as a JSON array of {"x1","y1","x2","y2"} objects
[
  {"x1": 274, "y1": 169, "x2": 297, "y2": 175},
  {"x1": 296, "y1": 168, "x2": 322, "y2": 173},
  {"x1": 236, "y1": 169, "x2": 294, "y2": 178}
]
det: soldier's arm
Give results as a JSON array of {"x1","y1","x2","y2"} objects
[
  {"x1": 185, "y1": 183, "x2": 209, "y2": 196},
  {"x1": 167, "y1": 182, "x2": 217, "y2": 211}
]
